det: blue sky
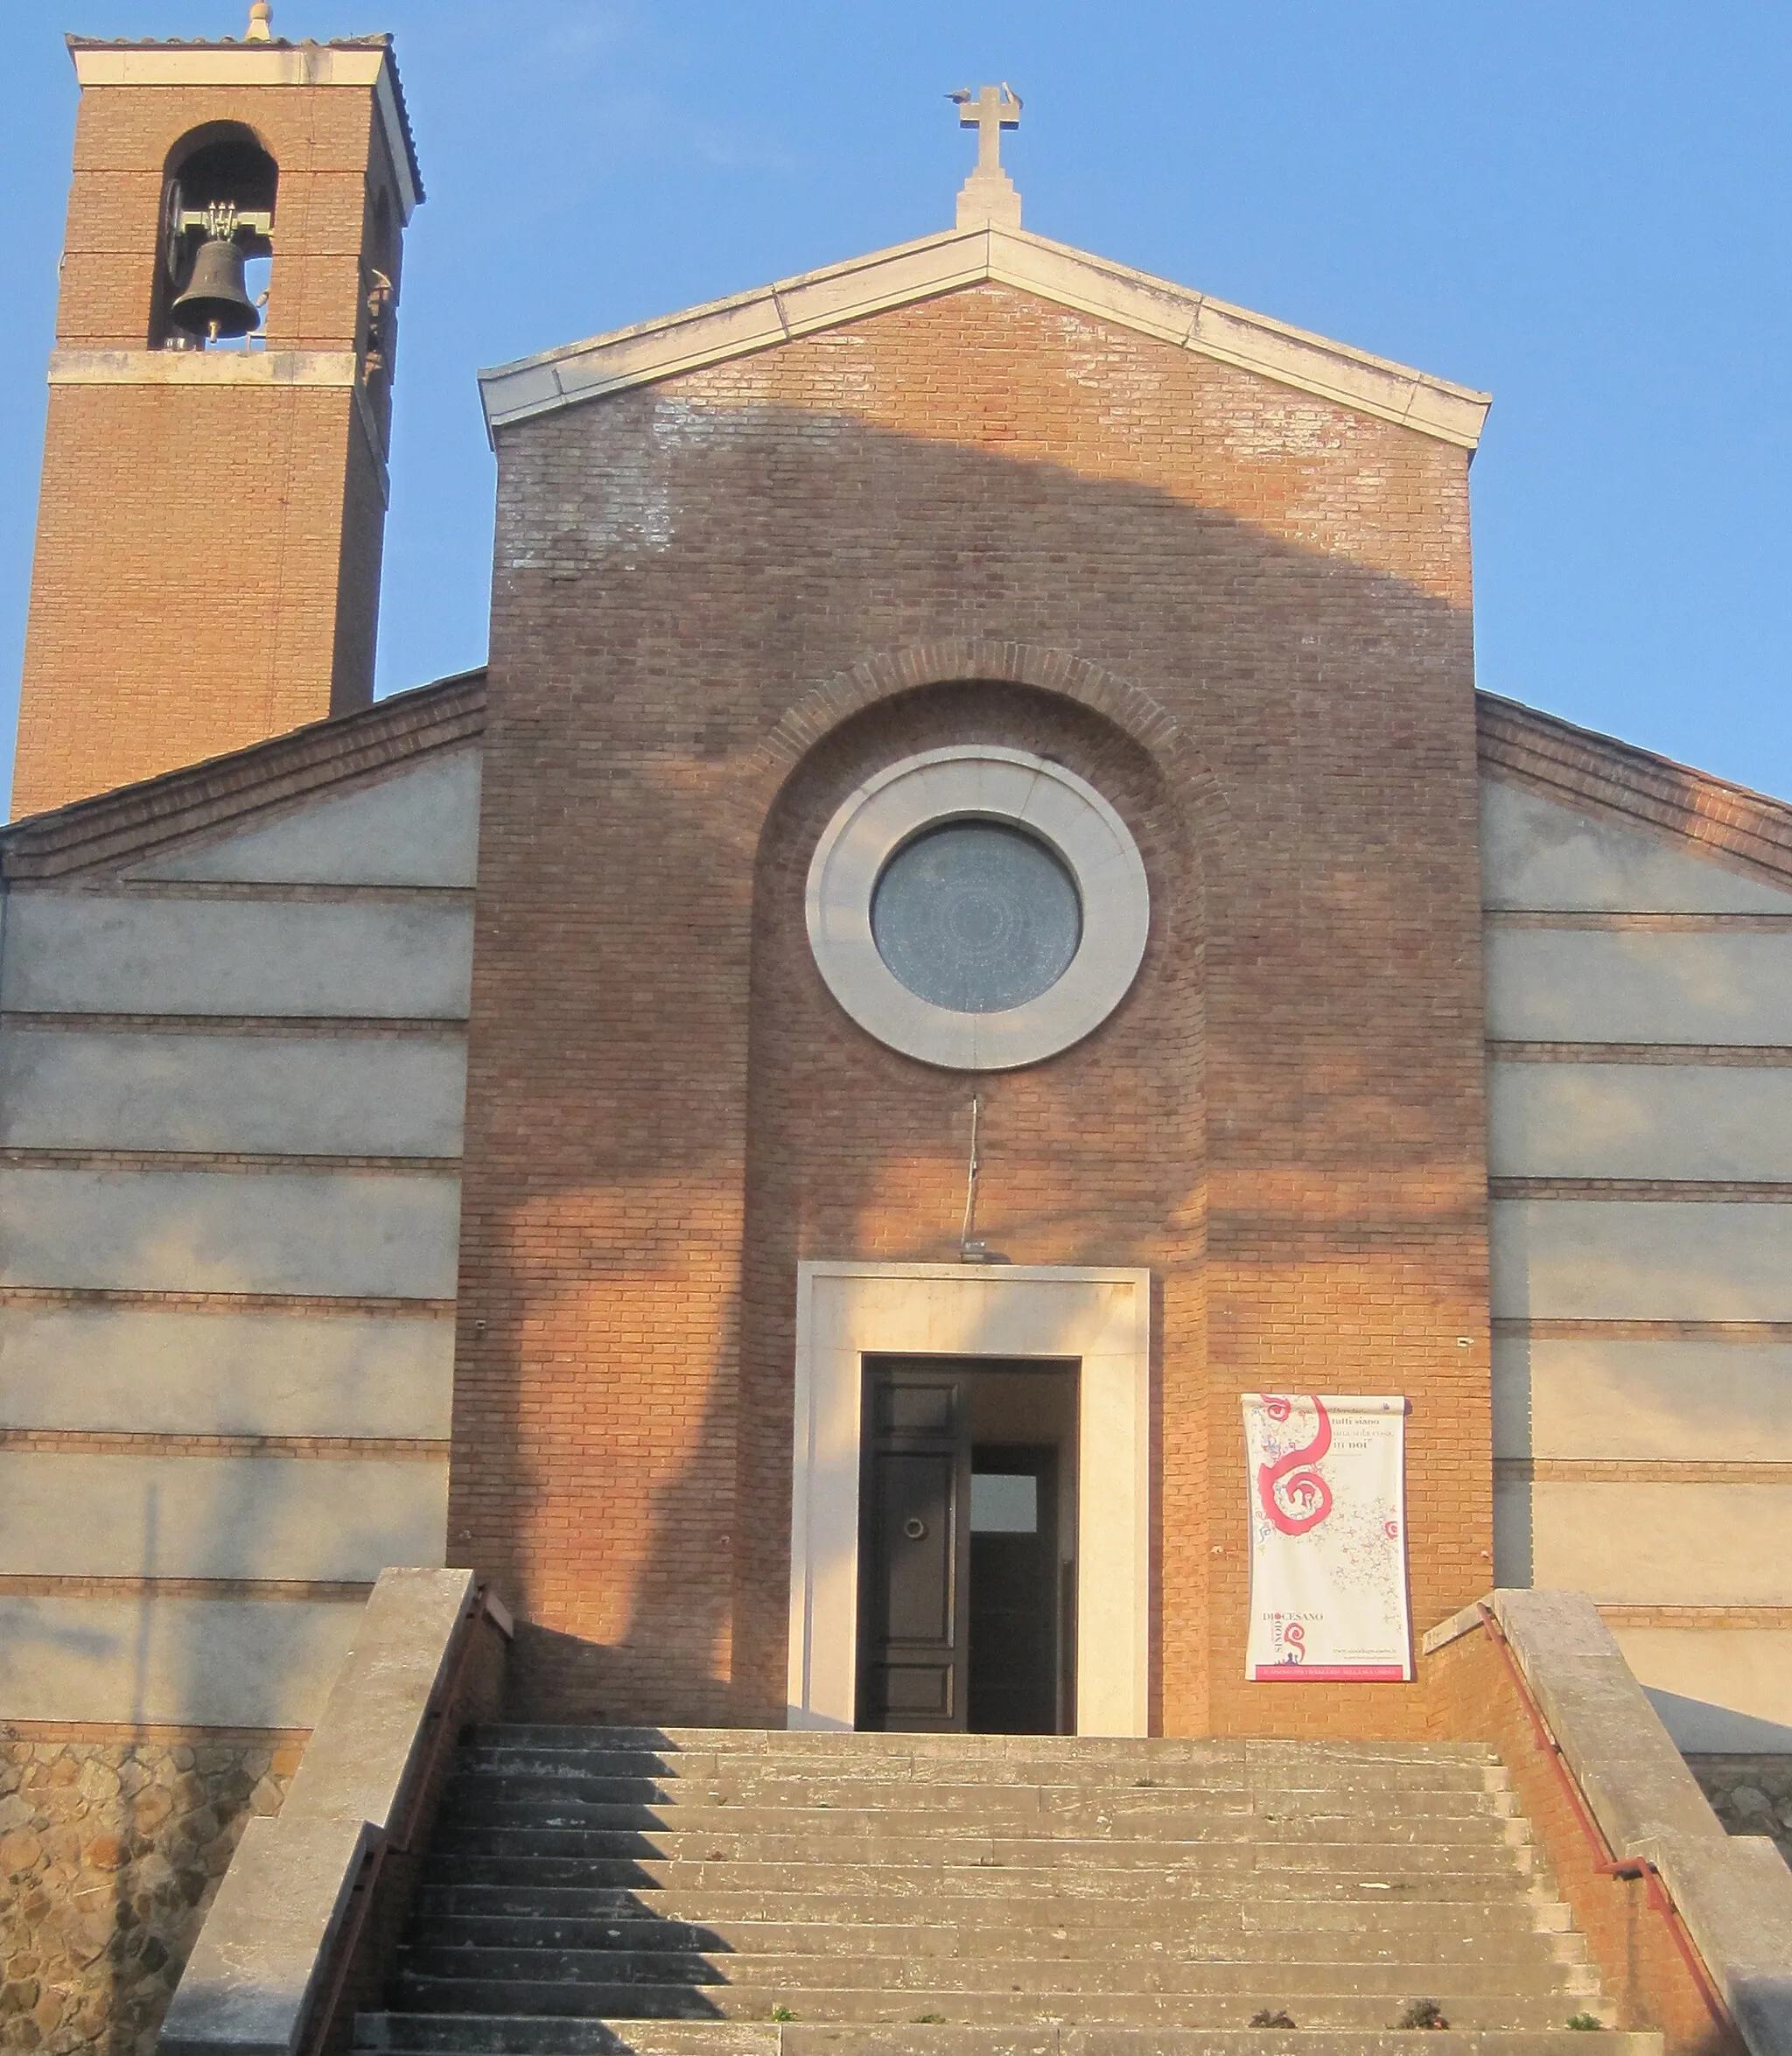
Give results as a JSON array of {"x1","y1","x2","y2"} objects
[{"x1": 3, "y1": 2, "x2": 1788, "y2": 808}]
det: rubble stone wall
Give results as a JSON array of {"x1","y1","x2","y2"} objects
[
  {"x1": 0, "y1": 1729, "x2": 302, "y2": 2056},
  {"x1": 1686, "y1": 1752, "x2": 1792, "y2": 1867}
]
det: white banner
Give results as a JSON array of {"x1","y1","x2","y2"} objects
[{"x1": 1242, "y1": 1393, "x2": 1410, "y2": 1682}]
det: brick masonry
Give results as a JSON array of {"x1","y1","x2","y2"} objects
[
  {"x1": 452, "y1": 281, "x2": 1493, "y2": 1736},
  {"x1": 12, "y1": 69, "x2": 407, "y2": 819},
  {"x1": 0, "y1": 1727, "x2": 300, "y2": 2056}
]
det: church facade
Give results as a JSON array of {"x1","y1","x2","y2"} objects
[{"x1": 4, "y1": 24, "x2": 1792, "y2": 2042}]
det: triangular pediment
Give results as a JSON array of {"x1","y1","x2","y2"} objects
[
  {"x1": 477, "y1": 225, "x2": 1491, "y2": 450},
  {"x1": 1478, "y1": 692, "x2": 1792, "y2": 900},
  {"x1": 0, "y1": 669, "x2": 486, "y2": 883}
]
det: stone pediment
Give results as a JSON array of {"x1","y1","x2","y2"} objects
[{"x1": 477, "y1": 224, "x2": 1492, "y2": 450}]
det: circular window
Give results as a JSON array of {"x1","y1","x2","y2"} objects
[
  {"x1": 872, "y1": 821, "x2": 1082, "y2": 1013},
  {"x1": 805, "y1": 745, "x2": 1150, "y2": 1071}
]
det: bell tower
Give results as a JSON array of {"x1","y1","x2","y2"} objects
[{"x1": 10, "y1": 6, "x2": 422, "y2": 818}]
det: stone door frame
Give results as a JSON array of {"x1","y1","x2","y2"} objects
[{"x1": 786, "y1": 1259, "x2": 1152, "y2": 1735}]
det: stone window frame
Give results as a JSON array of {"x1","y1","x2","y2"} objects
[{"x1": 804, "y1": 745, "x2": 1150, "y2": 1070}]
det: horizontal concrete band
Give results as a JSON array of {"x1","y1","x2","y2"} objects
[
  {"x1": 49, "y1": 350, "x2": 359, "y2": 390},
  {"x1": 0, "y1": 1452, "x2": 447, "y2": 1581},
  {"x1": 1489, "y1": 1061, "x2": 1792, "y2": 1181},
  {"x1": 1494, "y1": 1479, "x2": 1792, "y2": 1605},
  {"x1": 0, "y1": 1593, "x2": 364, "y2": 1727},
  {"x1": 1490, "y1": 1199, "x2": 1792, "y2": 1321},
  {"x1": 1487, "y1": 927, "x2": 1792, "y2": 1045},
  {"x1": 0, "y1": 1166, "x2": 464, "y2": 1298},
  {"x1": 0, "y1": 894, "x2": 474, "y2": 1018}
]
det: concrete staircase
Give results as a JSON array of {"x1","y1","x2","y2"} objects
[{"x1": 353, "y1": 1726, "x2": 1662, "y2": 2056}]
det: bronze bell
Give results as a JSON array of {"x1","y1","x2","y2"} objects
[{"x1": 171, "y1": 234, "x2": 260, "y2": 340}]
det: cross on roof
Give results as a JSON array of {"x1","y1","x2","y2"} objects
[{"x1": 950, "y1": 83, "x2": 1023, "y2": 231}]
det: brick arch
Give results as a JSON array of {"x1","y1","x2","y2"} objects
[{"x1": 733, "y1": 638, "x2": 1226, "y2": 840}]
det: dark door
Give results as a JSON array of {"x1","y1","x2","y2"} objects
[
  {"x1": 857, "y1": 1363, "x2": 971, "y2": 1731},
  {"x1": 967, "y1": 1444, "x2": 1060, "y2": 1734}
]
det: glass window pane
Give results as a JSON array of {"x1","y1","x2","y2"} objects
[
  {"x1": 970, "y1": 1472, "x2": 1039, "y2": 1533},
  {"x1": 871, "y1": 820, "x2": 1081, "y2": 1014}
]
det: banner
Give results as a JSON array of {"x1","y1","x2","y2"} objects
[{"x1": 1242, "y1": 1393, "x2": 1410, "y2": 1682}]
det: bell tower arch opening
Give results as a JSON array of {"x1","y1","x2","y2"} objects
[{"x1": 153, "y1": 123, "x2": 279, "y2": 351}]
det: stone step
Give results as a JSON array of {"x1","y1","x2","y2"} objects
[
  {"x1": 394, "y1": 1949, "x2": 1594, "y2": 2001},
  {"x1": 380, "y1": 1983, "x2": 1600, "y2": 2031},
  {"x1": 425, "y1": 1825, "x2": 1531, "y2": 1866},
  {"x1": 406, "y1": 1916, "x2": 1586, "y2": 1966},
  {"x1": 444, "y1": 1787, "x2": 1513, "y2": 1826},
  {"x1": 415, "y1": 1850, "x2": 1536, "y2": 1893},
  {"x1": 458, "y1": 1757, "x2": 1510, "y2": 1798},
  {"x1": 410, "y1": 1889, "x2": 1578, "y2": 1937},
  {"x1": 475, "y1": 1730, "x2": 1495, "y2": 1757},
  {"x1": 358, "y1": 2018, "x2": 1660, "y2": 2056}
]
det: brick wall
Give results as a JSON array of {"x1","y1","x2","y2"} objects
[{"x1": 454, "y1": 282, "x2": 1491, "y2": 1732}]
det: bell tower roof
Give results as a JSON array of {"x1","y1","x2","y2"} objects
[{"x1": 65, "y1": 29, "x2": 423, "y2": 218}]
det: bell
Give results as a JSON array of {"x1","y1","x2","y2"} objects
[{"x1": 171, "y1": 234, "x2": 260, "y2": 339}]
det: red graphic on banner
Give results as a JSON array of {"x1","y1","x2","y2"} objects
[{"x1": 1256, "y1": 1395, "x2": 1334, "y2": 1536}]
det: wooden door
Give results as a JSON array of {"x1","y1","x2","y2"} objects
[{"x1": 857, "y1": 1361, "x2": 970, "y2": 1731}]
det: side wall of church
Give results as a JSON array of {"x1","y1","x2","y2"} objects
[
  {"x1": 458, "y1": 281, "x2": 1492, "y2": 1734},
  {"x1": 1480, "y1": 771, "x2": 1792, "y2": 1753},
  {"x1": 0, "y1": 758, "x2": 476, "y2": 1706}
]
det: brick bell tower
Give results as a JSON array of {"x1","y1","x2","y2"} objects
[{"x1": 10, "y1": 2, "x2": 423, "y2": 819}]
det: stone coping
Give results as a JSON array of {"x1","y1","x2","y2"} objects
[
  {"x1": 1425, "y1": 1590, "x2": 1792, "y2": 2056},
  {"x1": 477, "y1": 224, "x2": 1492, "y2": 450},
  {"x1": 158, "y1": 1566, "x2": 504, "y2": 2056}
]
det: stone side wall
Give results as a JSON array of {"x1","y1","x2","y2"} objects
[
  {"x1": 0, "y1": 1729, "x2": 301, "y2": 2056},
  {"x1": 1426, "y1": 1630, "x2": 1736, "y2": 2056},
  {"x1": 1687, "y1": 1755, "x2": 1792, "y2": 1866}
]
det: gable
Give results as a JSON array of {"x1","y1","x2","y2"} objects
[
  {"x1": 1478, "y1": 691, "x2": 1792, "y2": 904},
  {"x1": 1, "y1": 668, "x2": 485, "y2": 884},
  {"x1": 478, "y1": 225, "x2": 1491, "y2": 451},
  {"x1": 1481, "y1": 778, "x2": 1792, "y2": 913},
  {"x1": 128, "y1": 749, "x2": 481, "y2": 889}
]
